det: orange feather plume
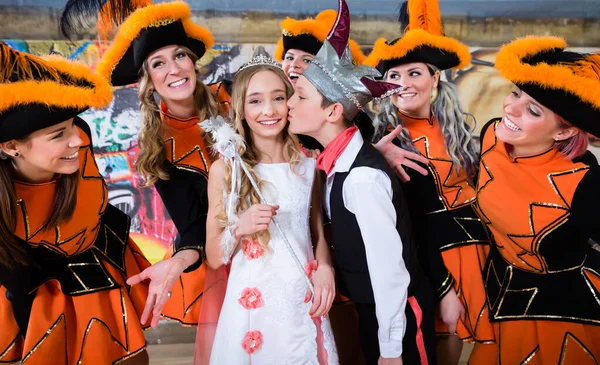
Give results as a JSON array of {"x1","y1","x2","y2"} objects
[
  {"x1": 97, "y1": 0, "x2": 153, "y2": 41},
  {"x1": 407, "y1": 0, "x2": 444, "y2": 36},
  {"x1": 1, "y1": 42, "x2": 59, "y2": 83}
]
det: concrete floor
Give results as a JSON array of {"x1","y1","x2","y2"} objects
[
  {"x1": 145, "y1": 319, "x2": 474, "y2": 365},
  {"x1": 147, "y1": 342, "x2": 473, "y2": 365}
]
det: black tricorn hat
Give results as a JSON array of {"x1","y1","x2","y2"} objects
[
  {"x1": 0, "y1": 42, "x2": 112, "y2": 142},
  {"x1": 61, "y1": 1, "x2": 214, "y2": 87},
  {"x1": 364, "y1": 0, "x2": 470, "y2": 74},
  {"x1": 495, "y1": 36, "x2": 600, "y2": 137}
]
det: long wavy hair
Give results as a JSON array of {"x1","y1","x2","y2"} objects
[
  {"x1": 373, "y1": 64, "x2": 480, "y2": 179},
  {"x1": 217, "y1": 64, "x2": 300, "y2": 249},
  {"x1": 0, "y1": 148, "x2": 79, "y2": 268},
  {"x1": 136, "y1": 46, "x2": 219, "y2": 186}
]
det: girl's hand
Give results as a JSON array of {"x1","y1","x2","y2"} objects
[
  {"x1": 235, "y1": 204, "x2": 279, "y2": 239},
  {"x1": 305, "y1": 263, "x2": 335, "y2": 317}
]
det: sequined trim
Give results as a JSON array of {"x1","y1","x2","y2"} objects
[
  {"x1": 437, "y1": 273, "x2": 454, "y2": 299},
  {"x1": 75, "y1": 288, "x2": 146, "y2": 363},
  {"x1": 310, "y1": 59, "x2": 363, "y2": 110},
  {"x1": 412, "y1": 135, "x2": 476, "y2": 213},
  {"x1": 372, "y1": 86, "x2": 406, "y2": 101},
  {"x1": 581, "y1": 267, "x2": 600, "y2": 308},
  {"x1": 97, "y1": 224, "x2": 128, "y2": 273},
  {"x1": 487, "y1": 263, "x2": 600, "y2": 324},
  {"x1": 520, "y1": 345, "x2": 540, "y2": 364},
  {"x1": 17, "y1": 199, "x2": 45, "y2": 241},
  {"x1": 438, "y1": 217, "x2": 489, "y2": 251},
  {"x1": 0, "y1": 335, "x2": 20, "y2": 363},
  {"x1": 164, "y1": 137, "x2": 209, "y2": 174},
  {"x1": 149, "y1": 18, "x2": 176, "y2": 28},
  {"x1": 174, "y1": 165, "x2": 209, "y2": 178},
  {"x1": 166, "y1": 136, "x2": 208, "y2": 168},
  {"x1": 21, "y1": 314, "x2": 66, "y2": 363},
  {"x1": 558, "y1": 332, "x2": 598, "y2": 364}
]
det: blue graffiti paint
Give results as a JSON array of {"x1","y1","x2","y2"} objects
[
  {"x1": 2, "y1": 40, "x2": 28, "y2": 52},
  {"x1": 68, "y1": 41, "x2": 93, "y2": 60}
]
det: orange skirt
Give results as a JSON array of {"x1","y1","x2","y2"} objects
[
  {"x1": 160, "y1": 250, "x2": 206, "y2": 327},
  {"x1": 434, "y1": 244, "x2": 495, "y2": 345},
  {"x1": 469, "y1": 320, "x2": 600, "y2": 365},
  {"x1": 0, "y1": 239, "x2": 151, "y2": 364}
]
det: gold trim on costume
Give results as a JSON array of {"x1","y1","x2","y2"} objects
[
  {"x1": 21, "y1": 314, "x2": 66, "y2": 363},
  {"x1": 0, "y1": 335, "x2": 20, "y2": 362},
  {"x1": 558, "y1": 332, "x2": 598, "y2": 364},
  {"x1": 520, "y1": 345, "x2": 540, "y2": 364},
  {"x1": 437, "y1": 273, "x2": 454, "y2": 299},
  {"x1": 581, "y1": 267, "x2": 600, "y2": 308},
  {"x1": 489, "y1": 264, "x2": 600, "y2": 324},
  {"x1": 75, "y1": 287, "x2": 146, "y2": 363},
  {"x1": 164, "y1": 136, "x2": 209, "y2": 173}
]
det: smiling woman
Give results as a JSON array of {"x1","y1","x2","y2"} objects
[
  {"x1": 364, "y1": 1, "x2": 493, "y2": 363},
  {"x1": 0, "y1": 41, "x2": 153, "y2": 365},
  {"x1": 144, "y1": 46, "x2": 198, "y2": 105},
  {"x1": 471, "y1": 35, "x2": 600, "y2": 365},
  {"x1": 60, "y1": 0, "x2": 233, "y2": 332},
  {"x1": 5, "y1": 119, "x2": 83, "y2": 183}
]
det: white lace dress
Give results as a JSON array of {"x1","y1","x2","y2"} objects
[{"x1": 209, "y1": 156, "x2": 338, "y2": 365}]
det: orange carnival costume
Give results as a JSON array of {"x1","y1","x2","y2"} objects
[
  {"x1": 0, "y1": 42, "x2": 151, "y2": 364},
  {"x1": 84, "y1": 0, "x2": 231, "y2": 326},
  {"x1": 364, "y1": 0, "x2": 495, "y2": 348},
  {"x1": 474, "y1": 36, "x2": 600, "y2": 364}
]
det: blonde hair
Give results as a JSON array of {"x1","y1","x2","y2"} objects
[
  {"x1": 218, "y1": 64, "x2": 301, "y2": 249},
  {"x1": 373, "y1": 64, "x2": 479, "y2": 180},
  {"x1": 136, "y1": 46, "x2": 219, "y2": 186}
]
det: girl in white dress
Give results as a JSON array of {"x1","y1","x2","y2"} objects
[{"x1": 202, "y1": 59, "x2": 339, "y2": 365}]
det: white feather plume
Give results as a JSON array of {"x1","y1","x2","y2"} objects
[{"x1": 201, "y1": 115, "x2": 245, "y2": 159}]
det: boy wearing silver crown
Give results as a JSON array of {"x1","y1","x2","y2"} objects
[{"x1": 287, "y1": 1, "x2": 436, "y2": 364}]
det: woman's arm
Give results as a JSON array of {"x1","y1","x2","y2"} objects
[{"x1": 153, "y1": 167, "x2": 209, "y2": 272}]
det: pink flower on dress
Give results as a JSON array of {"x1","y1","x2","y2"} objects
[
  {"x1": 305, "y1": 259, "x2": 318, "y2": 279},
  {"x1": 242, "y1": 237, "x2": 264, "y2": 259},
  {"x1": 238, "y1": 287, "x2": 263, "y2": 309},
  {"x1": 242, "y1": 330, "x2": 263, "y2": 354}
]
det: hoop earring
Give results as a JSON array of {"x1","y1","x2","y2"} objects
[{"x1": 14, "y1": 152, "x2": 19, "y2": 157}]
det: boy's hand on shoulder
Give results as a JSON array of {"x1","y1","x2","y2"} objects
[{"x1": 378, "y1": 356, "x2": 403, "y2": 365}]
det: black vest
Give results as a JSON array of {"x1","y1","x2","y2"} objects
[{"x1": 329, "y1": 142, "x2": 423, "y2": 303}]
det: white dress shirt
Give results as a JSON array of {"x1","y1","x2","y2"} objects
[{"x1": 323, "y1": 131, "x2": 410, "y2": 358}]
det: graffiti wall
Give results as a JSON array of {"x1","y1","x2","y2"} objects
[{"x1": 5, "y1": 40, "x2": 599, "y2": 261}]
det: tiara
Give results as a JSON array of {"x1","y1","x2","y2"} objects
[{"x1": 238, "y1": 54, "x2": 281, "y2": 72}]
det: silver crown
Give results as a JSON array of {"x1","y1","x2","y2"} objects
[{"x1": 238, "y1": 47, "x2": 281, "y2": 72}]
